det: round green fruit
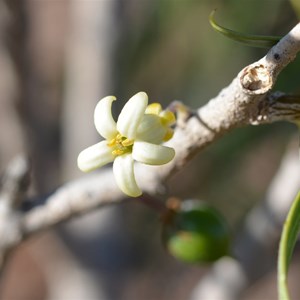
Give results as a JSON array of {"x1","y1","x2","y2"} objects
[{"x1": 162, "y1": 200, "x2": 230, "y2": 263}]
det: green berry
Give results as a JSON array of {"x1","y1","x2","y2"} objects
[{"x1": 162, "y1": 200, "x2": 230, "y2": 263}]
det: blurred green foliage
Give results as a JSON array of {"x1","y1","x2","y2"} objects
[{"x1": 290, "y1": 0, "x2": 300, "y2": 18}]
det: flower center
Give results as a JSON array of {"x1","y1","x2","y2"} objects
[{"x1": 108, "y1": 133, "x2": 134, "y2": 156}]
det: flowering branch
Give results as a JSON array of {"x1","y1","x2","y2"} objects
[{"x1": 0, "y1": 23, "x2": 300, "y2": 268}]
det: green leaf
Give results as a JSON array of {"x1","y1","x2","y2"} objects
[
  {"x1": 209, "y1": 10, "x2": 282, "y2": 48},
  {"x1": 278, "y1": 191, "x2": 300, "y2": 300}
]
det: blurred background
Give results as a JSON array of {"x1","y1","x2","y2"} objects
[{"x1": 0, "y1": 0, "x2": 299, "y2": 299}]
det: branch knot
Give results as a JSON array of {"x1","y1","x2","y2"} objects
[{"x1": 240, "y1": 64, "x2": 273, "y2": 95}]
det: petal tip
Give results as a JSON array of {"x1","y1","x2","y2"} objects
[
  {"x1": 136, "y1": 91, "x2": 148, "y2": 98},
  {"x1": 113, "y1": 154, "x2": 142, "y2": 198},
  {"x1": 126, "y1": 190, "x2": 142, "y2": 198},
  {"x1": 77, "y1": 141, "x2": 115, "y2": 172},
  {"x1": 94, "y1": 95, "x2": 118, "y2": 139},
  {"x1": 100, "y1": 95, "x2": 117, "y2": 102},
  {"x1": 130, "y1": 91, "x2": 148, "y2": 105},
  {"x1": 77, "y1": 151, "x2": 90, "y2": 172},
  {"x1": 95, "y1": 96, "x2": 117, "y2": 113}
]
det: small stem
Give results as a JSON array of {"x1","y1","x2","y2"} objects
[{"x1": 136, "y1": 194, "x2": 168, "y2": 214}]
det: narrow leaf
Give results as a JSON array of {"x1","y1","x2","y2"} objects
[
  {"x1": 278, "y1": 191, "x2": 300, "y2": 300},
  {"x1": 209, "y1": 10, "x2": 282, "y2": 48}
]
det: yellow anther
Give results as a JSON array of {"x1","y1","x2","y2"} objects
[
  {"x1": 121, "y1": 138, "x2": 134, "y2": 147},
  {"x1": 116, "y1": 133, "x2": 123, "y2": 140},
  {"x1": 145, "y1": 103, "x2": 162, "y2": 115},
  {"x1": 107, "y1": 138, "x2": 116, "y2": 147},
  {"x1": 112, "y1": 149, "x2": 124, "y2": 156},
  {"x1": 163, "y1": 128, "x2": 174, "y2": 142},
  {"x1": 109, "y1": 132, "x2": 134, "y2": 156}
]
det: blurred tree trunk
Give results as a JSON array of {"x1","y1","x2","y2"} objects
[
  {"x1": 2, "y1": 1, "x2": 122, "y2": 299},
  {"x1": 59, "y1": 1, "x2": 126, "y2": 300},
  {"x1": 0, "y1": 1, "x2": 24, "y2": 169},
  {"x1": 4, "y1": 0, "x2": 68, "y2": 193},
  {"x1": 61, "y1": 0, "x2": 116, "y2": 181}
]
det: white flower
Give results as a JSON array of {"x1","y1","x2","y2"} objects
[{"x1": 77, "y1": 92, "x2": 176, "y2": 197}]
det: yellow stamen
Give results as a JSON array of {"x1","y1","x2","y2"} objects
[
  {"x1": 108, "y1": 133, "x2": 133, "y2": 156},
  {"x1": 121, "y1": 138, "x2": 134, "y2": 147},
  {"x1": 112, "y1": 149, "x2": 124, "y2": 156},
  {"x1": 116, "y1": 133, "x2": 123, "y2": 140},
  {"x1": 107, "y1": 137, "x2": 116, "y2": 147}
]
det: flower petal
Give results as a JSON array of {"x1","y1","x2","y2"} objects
[
  {"x1": 77, "y1": 141, "x2": 114, "y2": 172},
  {"x1": 113, "y1": 153, "x2": 142, "y2": 197},
  {"x1": 160, "y1": 110, "x2": 176, "y2": 125},
  {"x1": 135, "y1": 114, "x2": 166, "y2": 144},
  {"x1": 132, "y1": 141, "x2": 175, "y2": 165},
  {"x1": 117, "y1": 92, "x2": 148, "y2": 139},
  {"x1": 94, "y1": 96, "x2": 117, "y2": 140},
  {"x1": 145, "y1": 103, "x2": 162, "y2": 115}
]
